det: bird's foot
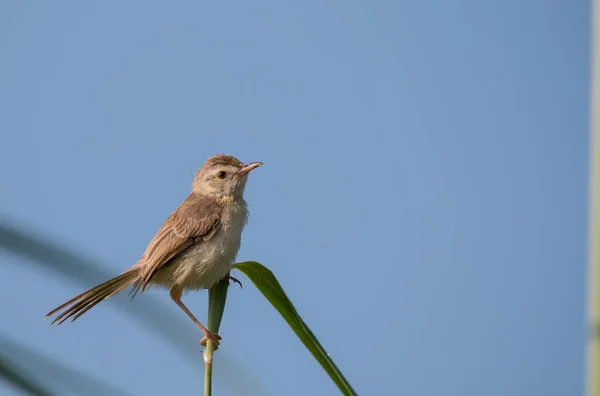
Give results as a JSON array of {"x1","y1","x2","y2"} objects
[
  {"x1": 200, "y1": 331, "x2": 222, "y2": 348},
  {"x1": 225, "y1": 275, "x2": 243, "y2": 289}
]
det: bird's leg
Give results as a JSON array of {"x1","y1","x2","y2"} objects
[
  {"x1": 169, "y1": 286, "x2": 222, "y2": 347},
  {"x1": 225, "y1": 273, "x2": 243, "y2": 288}
]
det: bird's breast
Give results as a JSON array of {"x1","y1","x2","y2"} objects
[{"x1": 168, "y1": 200, "x2": 249, "y2": 290}]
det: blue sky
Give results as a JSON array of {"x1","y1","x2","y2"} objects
[{"x1": 0, "y1": 1, "x2": 591, "y2": 395}]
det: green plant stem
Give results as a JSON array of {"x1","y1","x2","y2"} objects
[
  {"x1": 589, "y1": 2, "x2": 600, "y2": 396},
  {"x1": 204, "y1": 278, "x2": 229, "y2": 396}
]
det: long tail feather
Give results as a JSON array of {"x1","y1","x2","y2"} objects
[
  {"x1": 50, "y1": 272, "x2": 135, "y2": 324},
  {"x1": 45, "y1": 269, "x2": 140, "y2": 325}
]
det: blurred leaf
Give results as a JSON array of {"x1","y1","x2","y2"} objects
[
  {"x1": 232, "y1": 261, "x2": 357, "y2": 396},
  {"x1": 0, "y1": 219, "x2": 267, "y2": 396},
  {"x1": 0, "y1": 221, "x2": 198, "y2": 350},
  {"x1": 0, "y1": 337, "x2": 133, "y2": 396},
  {"x1": 0, "y1": 357, "x2": 53, "y2": 396}
]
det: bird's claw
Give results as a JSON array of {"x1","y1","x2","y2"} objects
[{"x1": 225, "y1": 275, "x2": 243, "y2": 289}]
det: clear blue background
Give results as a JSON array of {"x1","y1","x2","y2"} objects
[{"x1": 0, "y1": 1, "x2": 591, "y2": 395}]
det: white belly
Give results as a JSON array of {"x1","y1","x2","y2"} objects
[{"x1": 150, "y1": 201, "x2": 248, "y2": 291}]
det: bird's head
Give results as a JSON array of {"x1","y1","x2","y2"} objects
[{"x1": 192, "y1": 154, "x2": 262, "y2": 199}]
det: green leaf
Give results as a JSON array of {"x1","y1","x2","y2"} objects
[{"x1": 232, "y1": 261, "x2": 357, "y2": 396}]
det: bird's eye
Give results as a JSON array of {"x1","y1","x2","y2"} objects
[{"x1": 217, "y1": 171, "x2": 227, "y2": 179}]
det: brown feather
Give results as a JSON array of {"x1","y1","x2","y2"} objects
[
  {"x1": 138, "y1": 192, "x2": 223, "y2": 290},
  {"x1": 45, "y1": 268, "x2": 140, "y2": 325},
  {"x1": 44, "y1": 153, "x2": 254, "y2": 326}
]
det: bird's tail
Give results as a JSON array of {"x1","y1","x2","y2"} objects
[{"x1": 44, "y1": 268, "x2": 141, "y2": 326}]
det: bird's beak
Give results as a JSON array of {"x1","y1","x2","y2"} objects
[{"x1": 239, "y1": 162, "x2": 263, "y2": 174}]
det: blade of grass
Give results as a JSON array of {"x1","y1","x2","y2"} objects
[{"x1": 232, "y1": 261, "x2": 357, "y2": 396}]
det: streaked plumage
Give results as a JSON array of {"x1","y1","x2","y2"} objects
[{"x1": 45, "y1": 154, "x2": 262, "y2": 346}]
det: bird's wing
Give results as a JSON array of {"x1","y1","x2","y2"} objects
[{"x1": 138, "y1": 193, "x2": 223, "y2": 290}]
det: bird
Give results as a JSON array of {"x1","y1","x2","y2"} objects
[{"x1": 45, "y1": 154, "x2": 262, "y2": 347}]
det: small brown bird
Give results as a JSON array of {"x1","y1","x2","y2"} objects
[{"x1": 45, "y1": 154, "x2": 262, "y2": 346}]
